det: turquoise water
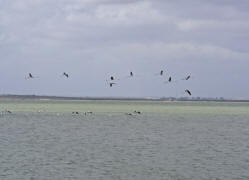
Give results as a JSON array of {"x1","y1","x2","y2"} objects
[
  {"x1": 0, "y1": 100, "x2": 249, "y2": 179},
  {"x1": 1, "y1": 99, "x2": 248, "y2": 114}
]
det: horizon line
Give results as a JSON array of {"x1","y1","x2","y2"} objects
[{"x1": 1, "y1": 94, "x2": 249, "y2": 102}]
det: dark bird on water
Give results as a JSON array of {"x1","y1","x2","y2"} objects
[
  {"x1": 130, "y1": 72, "x2": 133, "y2": 77},
  {"x1": 84, "y1": 111, "x2": 93, "y2": 115},
  {"x1": 185, "y1": 89, "x2": 192, "y2": 96},
  {"x1": 110, "y1": 76, "x2": 114, "y2": 81},
  {"x1": 63, "y1": 72, "x2": 69, "y2": 78},
  {"x1": 134, "y1": 110, "x2": 141, "y2": 114},
  {"x1": 125, "y1": 113, "x2": 133, "y2": 116},
  {"x1": 160, "y1": 70, "x2": 164, "y2": 76},
  {"x1": 5, "y1": 109, "x2": 12, "y2": 114}
]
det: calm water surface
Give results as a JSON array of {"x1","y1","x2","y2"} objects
[{"x1": 0, "y1": 100, "x2": 249, "y2": 180}]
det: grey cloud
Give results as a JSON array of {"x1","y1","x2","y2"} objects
[{"x1": 0, "y1": 0, "x2": 249, "y2": 98}]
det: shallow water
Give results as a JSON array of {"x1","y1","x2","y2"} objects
[{"x1": 0, "y1": 100, "x2": 249, "y2": 180}]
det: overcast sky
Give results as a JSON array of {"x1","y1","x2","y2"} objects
[{"x1": 1, "y1": 0, "x2": 249, "y2": 99}]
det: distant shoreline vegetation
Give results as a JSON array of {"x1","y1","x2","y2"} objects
[{"x1": 0, "y1": 95, "x2": 248, "y2": 102}]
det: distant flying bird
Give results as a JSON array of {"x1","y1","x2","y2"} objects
[
  {"x1": 106, "y1": 78, "x2": 117, "y2": 87},
  {"x1": 25, "y1": 73, "x2": 38, "y2": 79},
  {"x1": 182, "y1": 75, "x2": 191, "y2": 81},
  {"x1": 106, "y1": 76, "x2": 117, "y2": 87},
  {"x1": 120, "y1": 71, "x2": 138, "y2": 80},
  {"x1": 168, "y1": 76, "x2": 172, "y2": 82},
  {"x1": 154, "y1": 70, "x2": 164, "y2": 76},
  {"x1": 185, "y1": 75, "x2": 191, "y2": 80},
  {"x1": 29, "y1": 73, "x2": 33, "y2": 78},
  {"x1": 63, "y1": 72, "x2": 69, "y2": 78},
  {"x1": 185, "y1": 89, "x2": 192, "y2": 96},
  {"x1": 109, "y1": 76, "x2": 120, "y2": 81},
  {"x1": 164, "y1": 76, "x2": 172, "y2": 84},
  {"x1": 109, "y1": 82, "x2": 116, "y2": 87}
]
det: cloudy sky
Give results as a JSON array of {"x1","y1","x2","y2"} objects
[{"x1": 1, "y1": 0, "x2": 249, "y2": 99}]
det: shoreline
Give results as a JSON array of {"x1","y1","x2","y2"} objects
[{"x1": 0, "y1": 95, "x2": 249, "y2": 103}]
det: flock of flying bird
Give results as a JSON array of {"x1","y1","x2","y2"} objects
[
  {"x1": 1, "y1": 71, "x2": 192, "y2": 115},
  {"x1": 105, "y1": 70, "x2": 192, "y2": 96},
  {"x1": 25, "y1": 70, "x2": 192, "y2": 96}
]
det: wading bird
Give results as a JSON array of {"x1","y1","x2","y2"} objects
[
  {"x1": 185, "y1": 89, "x2": 192, "y2": 96},
  {"x1": 84, "y1": 111, "x2": 93, "y2": 115},
  {"x1": 125, "y1": 113, "x2": 133, "y2": 116},
  {"x1": 134, "y1": 110, "x2": 141, "y2": 114},
  {"x1": 5, "y1": 109, "x2": 12, "y2": 114}
]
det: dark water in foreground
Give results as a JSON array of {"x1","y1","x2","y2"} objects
[{"x1": 0, "y1": 100, "x2": 249, "y2": 180}]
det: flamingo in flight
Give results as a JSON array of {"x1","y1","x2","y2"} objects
[
  {"x1": 25, "y1": 73, "x2": 38, "y2": 79},
  {"x1": 185, "y1": 89, "x2": 192, "y2": 96},
  {"x1": 63, "y1": 72, "x2": 69, "y2": 78},
  {"x1": 109, "y1": 82, "x2": 116, "y2": 87}
]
